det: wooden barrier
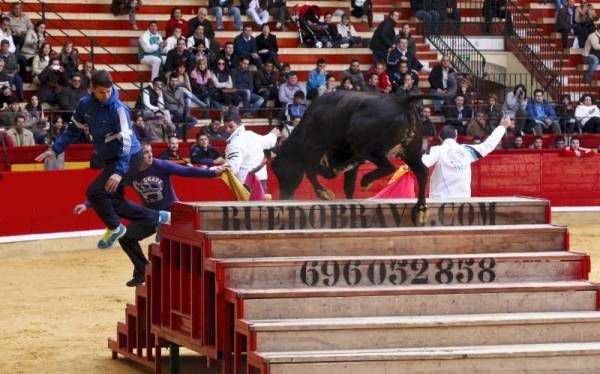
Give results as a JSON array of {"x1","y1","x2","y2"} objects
[{"x1": 107, "y1": 198, "x2": 600, "y2": 374}]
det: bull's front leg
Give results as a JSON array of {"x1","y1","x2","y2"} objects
[
  {"x1": 404, "y1": 156, "x2": 429, "y2": 226},
  {"x1": 306, "y1": 170, "x2": 335, "y2": 200}
]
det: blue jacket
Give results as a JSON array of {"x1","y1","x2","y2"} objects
[
  {"x1": 307, "y1": 68, "x2": 326, "y2": 92},
  {"x1": 526, "y1": 100, "x2": 558, "y2": 124},
  {"x1": 52, "y1": 86, "x2": 141, "y2": 176},
  {"x1": 233, "y1": 34, "x2": 257, "y2": 57}
]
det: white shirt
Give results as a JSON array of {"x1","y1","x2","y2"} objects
[
  {"x1": 575, "y1": 104, "x2": 600, "y2": 126},
  {"x1": 225, "y1": 125, "x2": 277, "y2": 182},
  {"x1": 422, "y1": 126, "x2": 506, "y2": 198}
]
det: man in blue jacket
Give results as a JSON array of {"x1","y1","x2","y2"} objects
[
  {"x1": 527, "y1": 89, "x2": 561, "y2": 135},
  {"x1": 35, "y1": 70, "x2": 169, "y2": 249},
  {"x1": 75, "y1": 143, "x2": 228, "y2": 286}
]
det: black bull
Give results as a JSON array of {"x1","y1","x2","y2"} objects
[{"x1": 271, "y1": 90, "x2": 433, "y2": 221}]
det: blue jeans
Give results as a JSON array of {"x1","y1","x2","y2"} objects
[
  {"x1": 415, "y1": 9, "x2": 440, "y2": 25},
  {"x1": 10, "y1": 74, "x2": 23, "y2": 100},
  {"x1": 238, "y1": 89, "x2": 265, "y2": 114},
  {"x1": 212, "y1": 6, "x2": 242, "y2": 30},
  {"x1": 584, "y1": 55, "x2": 599, "y2": 83}
]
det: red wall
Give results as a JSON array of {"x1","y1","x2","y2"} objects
[{"x1": 0, "y1": 151, "x2": 599, "y2": 236}]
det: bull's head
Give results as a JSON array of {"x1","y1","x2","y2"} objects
[{"x1": 270, "y1": 144, "x2": 305, "y2": 200}]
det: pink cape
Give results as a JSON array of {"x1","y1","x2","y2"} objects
[
  {"x1": 372, "y1": 167, "x2": 416, "y2": 199},
  {"x1": 244, "y1": 173, "x2": 266, "y2": 201}
]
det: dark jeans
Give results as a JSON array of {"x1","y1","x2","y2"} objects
[
  {"x1": 583, "y1": 117, "x2": 600, "y2": 133},
  {"x1": 86, "y1": 150, "x2": 159, "y2": 230},
  {"x1": 118, "y1": 221, "x2": 154, "y2": 279}
]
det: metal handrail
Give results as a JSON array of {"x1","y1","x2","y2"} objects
[
  {"x1": 504, "y1": 0, "x2": 563, "y2": 100},
  {"x1": 0, "y1": 0, "x2": 145, "y2": 92}
]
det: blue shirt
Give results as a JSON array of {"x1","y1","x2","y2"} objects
[
  {"x1": 131, "y1": 159, "x2": 216, "y2": 211},
  {"x1": 52, "y1": 86, "x2": 141, "y2": 176}
]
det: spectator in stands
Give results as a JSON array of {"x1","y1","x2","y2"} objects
[
  {"x1": 0, "y1": 96, "x2": 21, "y2": 126},
  {"x1": 132, "y1": 113, "x2": 155, "y2": 143},
  {"x1": 527, "y1": 89, "x2": 561, "y2": 134},
  {"x1": 278, "y1": 71, "x2": 305, "y2": 106},
  {"x1": 575, "y1": 93, "x2": 600, "y2": 133},
  {"x1": 422, "y1": 106, "x2": 436, "y2": 137},
  {"x1": 247, "y1": 0, "x2": 269, "y2": 27},
  {"x1": 339, "y1": 76, "x2": 356, "y2": 91},
  {"x1": 139, "y1": 21, "x2": 165, "y2": 80},
  {"x1": 394, "y1": 23, "x2": 416, "y2": 54},
  {"x1": 188, "y1": 8, "x2": 215, "y2": 40},
  {"x1": 7, "y1": 114, "x2": 34, "y2": 146},
  {"x1": 367, "y1": 61, "x2": 392, "y2": 93},
  {"x1": 466, "y1": 111, "x2": 490, "y2": 137},
  {"x1": 142, "y1": 77, "x2": 173, "y2": 124},
  {"x1": 7, "y1": 2, "x2": 32, "y2": 52},
  {"x1": 164, "y1": 75, "x2": 197, "y2": 138},
  {"x1": 337, "y1": 14, "x2": 362, "y2": 48},
  {"x1": 24, "y1": 94, "x2": 45, "y2": 130},
  {"x1": 560, "y1": 136, "x2": 594, "y2": 156},
  {"x1": 146, "y1": 110, "x2": 176, "y2": 142},
  {"x1": 192, "y1": 38, "x2": 217, "y2": 69},
  {"x1": 483, "y1": 0, "x2": 507, "y2": 34},
  {"x1": 267, "y1": 0, "x2": 291, "y2": 31},
  {"x1": 556, "y1": 94, "x2": 577, "y2": 133},
  {"x1": 387, "y1": 37, "x2": 423, "y2": 74},
  {"x1": 318, "y1": 74, "x2": 337, "y2": 96},
  {"x1": 189, "y1": 58, "x2": 216, "y2": 109},
  {"x1": 0, "y1": 17, "x2": 16, "y2": 54},
  {"x1": 456, "y1": 77, "x2": 474, "y2": 109},
  {"x1": 256, "y1": 23, "x2": 281, "y2": 70},
  {"x1": 575, "y1": 0, "x2": 598, "y2": 49},
  {"x1": 369, "y1": 10, "x2": 401, "y2": 64},
  {"x1": 0, "y1": 40, "x2": 22, "y2": 100},
  {"x1": 210, "y1": 0, "x2": 242, "y2": 32},
  {"x1": 166, "y1": 7, "x2": 189, "y2": 38},
  {"x1": 160, "y1": 135, "x2": 189, "y2": 164},
  {"x1": 0, "y1": 59, "x2": 21, "y2": 102},
  {"x1": 187, "y1": 25, "x2": 211, "y2": 52},
  {"x1": 77, "y1": 60, "x2": 94, "y2": 91},
  {"x1": 218, "y1": 42, "x2": 236, "y2": 71},
  {"x1": 351, "y1": 0, "x2": 373, "y2": 29},
  {"x1": 583, "y1": 25, "x2": 600, "y2": 84},
  {"x1": 232, "y1": 56, "x2": 264, "y2": 116},
  {"x1": 0, "y1": 84, "x2": 12, "y2": 107},
  {"x1": 21, "y1": 20, "x2": 46, "y2": 63},
  {"x1": 556, "y1": 0, "x2": 576, "y2": 49},
  {"x1": 0, "y1": 125, "x2": 14, "y2": 146},
  {"x1": 171, "y1": 63, "x2": 209, "y2": 112},
  {"x1": 364, "y1": 73, "x2": 379, "y2": 92},
  {"x1": 211, "y1": 58, "x2": 242, "y2": 107},
  {"x1": 341, "y1": 60, "x2": 365, "y2": 91},
  {"x1": 323, "y1": 12, "x2": 340, "y2": 47},
  {"x1": 287, "y1": 90, "x2": 306, "y2": 119},
  {"x1": 443, "y1": 0, "x2": 461, "y2": 31},
  {"x1": 202, "y1": 118, "x2": 228, "y2": 141},
  {"x1": 254, "y1": 60, "x2": 279, "y2": 106},
  {"x1": 37, "y1": 57, "x2": 68, "y2": 106},
  {"x1": 31, "y1": 42, "x2": 52, "y2": 85},
  {"x1": 444, "y1": 94, "x2": 472, "y2": 135},
  {"x1": 46, "y1": 116, "x2": 65, "y2": 145},
  {"x1": 483, "y1": 94, "x2": 503, "y2": 130},
  {"x1": 550, "y1": 136, "x2": 567, "y2": 149},
  {"x1": 234, "y1": 25, "x2": 263, "y2": 69},
  {"x1": 529, "y1": 135, "x2": 544, "y2": 149},
  {"x1": 507, "y1": 134, "x2": 524, "y2": 149},
  {"x1": 396, "y1": 73, "x2": 421, "y2": 98},
  {"x1": 59, "y1": 42, "x2": 79, "y2": 78},
  {"x1": 428, "y1": 55, "x2": 455, "y2": 112},
  {"x1": 190, "y1": 133, "x2": 225, "y2": 164},
  {"x1": 503, "y1": 84, "x2": 528, "y2": 134},
  {"x1": 163, "y1": 26, "x2": 182, "y2": 56},
  {"x1": 307, "y1": 58, "x2": 327, "y2": 99},
  {"x1": 58, "y1": 75, "x2": 86, "y2": 118},
  {"x1": 411, "y1": 0, "x2": 440, "y2": 31},
  {"x1": 164, "y1": 37, "x2": 195, "y2": 74},
  {"x1": 392, "y1": 61, "x2": 420, "y2": 91}
]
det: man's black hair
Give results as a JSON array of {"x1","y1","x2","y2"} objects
[
  {"x1": 439, "y1": 125, "x2": 457, "y2": 140},
  {"x1": 91, "y1": 70, "x2": 113, "y2": 88}
]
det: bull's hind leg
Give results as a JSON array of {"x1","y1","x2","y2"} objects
[
  {"x1": 403, "y1": 152, "x2": 429, "y2": 226},
  {"x1": 360, "y1": 153, "x2": 396, "y2": 192},
  {"x1": 343, "y1": 165, "x2": 359, "y2": 199},
  {"x1": 306, "y1": 170, "x2": 335, "y2": 200}
]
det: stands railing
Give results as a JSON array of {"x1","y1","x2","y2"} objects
[
  {"x1": 0, "y1": 0, "x2": 145, "y2": 93},
  {"x1": 504, "y1": 0, "x2": 563, "y2": 101}
]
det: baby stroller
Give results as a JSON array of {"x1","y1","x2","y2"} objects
[{"x1": 293, "y1": 5, "x2": 333, "y2": 48}]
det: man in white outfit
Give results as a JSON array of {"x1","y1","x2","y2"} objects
[
  {"x1": 422, "y1": 115, "x2": 513, "y2": 198},
  {"x1": 138, "y1": 21, "x2": 165, "y2": 80},
  {"x1": 224, "y1": 111, "x2": 280, "y2": 191}
]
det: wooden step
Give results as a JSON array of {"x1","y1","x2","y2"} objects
[
  {"x1": 226, "y1": 281, "x2": 599, "y2": 320},
  {"x1": 170, "y1": 197, "x2": 550, "y2": 232},
  {"x1": 240, "y1": 311, "x2": 600, "y2": 352},
  {"x1": 204, "y1": 224, "x2": 567, "y2": 259},
  {"x1": 248, "y1": 342, "x2": 600, "y2": 374},
  {"x1": 214, "y1": 251, "x2": 587, "y2": 289}
]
